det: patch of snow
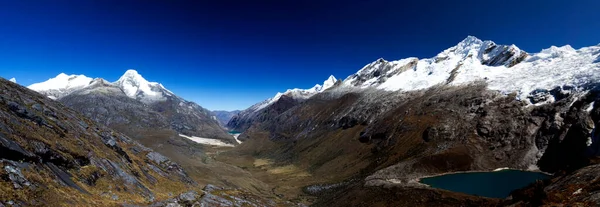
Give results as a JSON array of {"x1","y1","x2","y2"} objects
[
  {"x1": 179, "y1": 134, "x2": 234, "y2": 147},
  {"x1": 9, "y1": 78, "x2": 16, "y2": 83},
  {"x1": 493, "y1": 167, "x2": 510, "y2": 171},
  {"x1": 588, "y1": 124, "x2": 595, "y2": 147},
  {"x1": 586, "y1": 101, "x2": 595, "y2": 112},
  {"x1": 386, "y1": 178, "x2": 402, "y2": 184},
  {"x1": 573, "y1": 188, "x2": 583, "y2": 195}
]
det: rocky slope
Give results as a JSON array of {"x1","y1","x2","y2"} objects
[
  {"x1": 0, "y1": 77, "x2": 197, "y2": 206},
  {"x1": 29, "y1": 70, "x2": 233, "y2": 143},
  {"x1": 231, "y1": 36, "x2": 600, "y2": 205}
]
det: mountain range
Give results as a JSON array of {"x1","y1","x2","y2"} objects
[
  {"x1": 229, "y1": 36, "x2": 600, "y2": 132},
  {"x1": 4, "y1": 35, "x2": 600, "y2": 206},
  {"x1": 27, "y1": 69, "x2": 234, "y2": 144}
]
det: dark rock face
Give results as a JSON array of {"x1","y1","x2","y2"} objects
[
  {"x1": 227, "y1": 95, "x2": 300, "y2": 134},
  {"x1": 61, "y1": 86, "x2": 169, "y2": 130},
  {"x1": 0, "y1": 78, "x2": 196, "y2": 205},
  {"x1": 480, "y1": 42, "x2": 528, "y2": 67},
  {"x1": 345, "y1": 58, "x2": 419, "y2": 87}
]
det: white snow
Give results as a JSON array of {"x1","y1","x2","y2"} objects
[
  {"x1": 29, "y1": 73, "x2": 93, "y2": 91},
  {"x1": 573, "y1": 188, "x2": 583, "y2": 195},
  {"x1": 8, "y1": 78, "x2": 16, "y2": 83},
  {"x1": 493, "y1": 167, "x2": 510, "y2": 171},
  {"x1": 179, "y1": 134, "x2": 234, "y2": 147},
  {"x1": 587, "y1": 101, "x2": 595, "y2": 112}
]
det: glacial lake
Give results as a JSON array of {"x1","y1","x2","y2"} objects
[
  {"x1": 228, "y1": 130, "x2": 242, "y2": 134},
  {"x1": 420, "y1": 170, "x2": 549, "y2": 198}
]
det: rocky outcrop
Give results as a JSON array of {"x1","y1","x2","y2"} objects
[
  {"x1": 0, "y1": 78, "x2": 197, "y2": 205},
  {"x1": 508, "y1": 163, "x2": 600, "y2": 206}
]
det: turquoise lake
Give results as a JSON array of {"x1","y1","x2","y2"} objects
[
  {"x1": 420, "y1": 170, "x2": 549, "y2": 198},
  {"x1": 228, "y1": 130, "x2": 241, "y2": 134}
]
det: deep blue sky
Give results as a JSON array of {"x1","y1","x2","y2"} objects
[{"x1": 1, "y1": 0, "x2": 599, "y2": 110}]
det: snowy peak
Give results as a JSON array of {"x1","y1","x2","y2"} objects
[
  {"x1": 435, "y1": 36, "x2": 527, "y2": 67},
  {"x1": 322, "y1": 75, "x2": 338, "y2": 89},
  {"x1": 114, "y1": 69, "x2": 174, "y2": 102},
  {"x1": 28, "y1": 73, "x2": 94, "y2": 99},
  {"x1": 9, "y1": 78, "x2": 16, "y2": 83},
  {"x1": 115, "y1": 69, "x2": 158, "y2": 97}
]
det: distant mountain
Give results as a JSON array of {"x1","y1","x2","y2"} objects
[
  {"x1": 29, "y1": 69, "x2": 234, "y2": 143},
  {"x1": 212, "y1": 110, "x2": 241, "y2": 127}
]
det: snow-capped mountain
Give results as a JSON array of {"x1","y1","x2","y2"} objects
[
  {"x1": 340, "y1": 36, "x2": 600, "y2": 104},
  {"x1": 9, "y1": 78, "x2": 16, "y2": 83},
  {"x1": 29, "y1": 70, "x2": 234, "y2": 142}
]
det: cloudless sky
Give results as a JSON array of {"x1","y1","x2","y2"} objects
[{"x1": 1, "y1": 0, "x2": 599, "y2": 110}]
